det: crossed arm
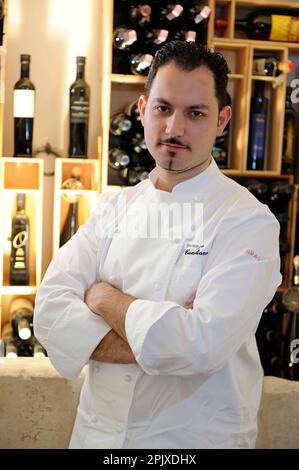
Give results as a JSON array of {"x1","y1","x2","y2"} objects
[
  {"x1": 86, "y1": 282, "x2": 137, "y2": 364},
  {"x1": 86, "y1": 281, "x2": 193, "y2": 364}
]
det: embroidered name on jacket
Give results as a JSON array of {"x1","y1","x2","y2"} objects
[{"x1": 185, "y1": 244, "x2": 208, "y2": 255}]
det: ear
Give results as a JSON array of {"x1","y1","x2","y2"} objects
[
  {"x1": 216, "y1": 105, "x2": 232, "y2": 136},
  {"x1": 138, "y1": 95, "x2": 147, "y2": 126}
]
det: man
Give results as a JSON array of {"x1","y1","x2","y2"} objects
[{"x1": 34, "y1": 41, "x2": 281, "y2": 449}]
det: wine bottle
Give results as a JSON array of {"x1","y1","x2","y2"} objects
[
  {"x1": 159, "y1": 3, "x2": 184, "y2": 26},
  {"x1": 186, "y1": 2, "x2": 211, "y2": 25},
  {"x1": 282, "y1": 87, "x2": 298, "y2": 175},
  {"x1": 130, "y1": 52, "x2": 154, "y2": 75},
  {"x1": 235, "y1": 9, "x2": 299, "y2": 42},
  {"x1": 268, "y1": 180, "x2": 294, "y2": 214},
  {"x1": 113, "y1": 27, "x2": 138, "y2": 51},
  {"x1": 1, "y1": 323, "x2": 19, "y2": 358},
  {"x1": 69, "y1": 56, "x2": 90, "y2": 158},
  {"x1": 247, "y1": 81, "x2": 268, "y2": 171},
  {"x1": 31, "y1": 336, "x2": 47, "y2": 358},
  {"x1": 131, "y1": 131, "x2": 147, "y2": 155},
  {"x1": 128, "y1": 4, "x2": 152, "y2": 27},
  {"x1": 10, "y1": 298, "x2": 33, "y2": 341},
  {"x1": 10, "y1": 193, "x2": 30, "y2": 286},
  {"x1": 173, "y1": 30, "x2": 197, "y2": 42},
  {"x1": 60, "y1": 167, "x2": 83, "y2": 247},
  {"x1": 109, "y1": 147, "x2": 130, "y2": 170},
  {"x1": 212, "y1": 92, "x2": 231, "y2": 169},
  {"x1": 14, "y1": 54, "x2": 35, "y2": 157},
  {"x1": 124, "y1": 99, "x2": 141, "y2": 123},
  {"x1": 60, "y1": 202, "x2": 78, "y2": 247},
  {"x1": 0, "y1": 0, "x2": 4, "y2": 46},
  {"x1": 144, "y1": 29, "x2": 169, "y2": 53},
  {"x1": 120, "y1": 164, "x2": 149, "y2": 185},
  {"x1": 244, "y1": 179, "x2": 268, "y2": 204},
  {"x1": 110, "y1": 112, "x2": 132, "y2": 136},
  {"x1": 252, "y1": 57, "x2": 294, "y2": 77},
  {"x1": 282, "y1": 256, "x2": 299, "y2": 380}
]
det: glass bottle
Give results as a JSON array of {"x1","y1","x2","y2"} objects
[
  {"x1": 10, "y1": 298, "x2": 34, "y2": 341},
  {"x1": 247, "y1": 81, "x2": 268, "y2": 171},
  {"x1": 10, "y1": 193, "x2": 30, "y2": 286},
  {"x1": 69, "y1": 56, "x2": 90, "y2": 158},
  {"x1": 14, "y1": 54, "x2": 35, "y2": 157},
  {"x1": 282, "y1": 86, "x2": 298, "y2": 175}
]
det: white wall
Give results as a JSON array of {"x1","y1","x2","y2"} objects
[{"x1": 3, "y1": 0, "x2": 103, "y2": 274}]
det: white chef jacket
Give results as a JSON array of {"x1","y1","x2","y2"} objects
[{"x1": 34, "y1": 158, "x2": 282, "y2": 449}]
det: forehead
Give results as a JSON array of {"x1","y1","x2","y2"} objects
[{"x1": 149, "y1": 62, "x2": 217, "y2": 105}]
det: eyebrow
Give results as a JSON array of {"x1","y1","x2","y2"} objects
[{"x1": 152, "y1": 98, "x2": 210, "y2": 110}]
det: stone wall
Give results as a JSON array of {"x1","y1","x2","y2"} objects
[{"x1": 0, "y1": 358, "x2": 299, "y2": 449}]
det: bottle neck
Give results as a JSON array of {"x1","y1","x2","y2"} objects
[
  {"x1": 234, "y1": 19, "x2": 247, "y2": 31},
  {"x1": 16, "y1": 194, "x2": 26, "y2": 212},
  {"x1": 20, "y1": 62, "x2": 30, "y2": 79},
  {"x1": 76, "y1": 65, "x2": 85, "y2": 80}
]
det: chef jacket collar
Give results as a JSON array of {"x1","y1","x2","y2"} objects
[{"x1": 146, "y1": 157, "x2": 220, "y2": 201}]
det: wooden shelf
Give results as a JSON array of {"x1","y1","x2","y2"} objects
[{"x1": 111, "y1": 74, "x2": 146, "y2": 85}]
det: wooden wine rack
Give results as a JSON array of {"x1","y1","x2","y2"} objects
[{"x1": 98, "y1": 0, "x2": 299, "y2": 292}]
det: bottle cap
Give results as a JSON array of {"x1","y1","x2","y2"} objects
[
  {"x1": 20, "y1": 54, "x2": 30, "y2": 63},
  {"x1": 277, "y1": 60, "x2": 294, "y2": 73},
  {"x1": 76, "y1": 56, "x2": 86, "y2": 65},
  {"x1": 215, "y1": 18, "x2": 228, "y2": 29},
  {"x1": 9, "y1": 298, "x2": 34, "y2": 316}
]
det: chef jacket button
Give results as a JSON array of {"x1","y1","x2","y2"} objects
[
  {"x1": 124, "y1": 374, "x2": 132, "y2": 383},
  {"x1": 109, "y1": 275, "x2": 116, "y2": 283},
  {"x1": 91, "y1": 416, "x2": 98, "y2": 424},
  {"x1": 173, "y1": 238, "x2": 181, "y2": 244},
  {"x1": 154, "y1": 282, "x2": 161, "y2": 291}
]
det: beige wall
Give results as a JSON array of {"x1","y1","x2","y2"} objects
[{"x1": 3, "y1": 0, "x2": 102, "y2": 274}]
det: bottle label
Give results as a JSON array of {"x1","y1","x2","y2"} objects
[
  {"x1": 70, "y1": 98, "x2": 89, "y2": 124},
  {"x1": 13, "y1": 90, "x2": 35, "y2": 118},
  {"x1": 250, "y1": 113, "x2": 267, "y2": 159},
  {"x1": 12, "y1": 230, "x2": 28, "y2": 269},
  {"x1": 270, "y1": 15, "x2": 299, "y2": 42}
]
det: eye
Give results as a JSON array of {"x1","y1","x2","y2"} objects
[
  {"x1": 189, "y1": 110, "x2": 204, "y2": 118},
  {"x1": 154, "y1": 105, "x2": 170, "y2": 113}
]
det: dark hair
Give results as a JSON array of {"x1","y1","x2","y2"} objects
[{"x1": 145, "y1": 41, "x2": 230, "y2": 110}]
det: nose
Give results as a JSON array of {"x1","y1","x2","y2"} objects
[{"x1": 165, "y1": 111, "x2": 185, "y2": 137}]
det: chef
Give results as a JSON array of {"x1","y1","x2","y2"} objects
[{"x1": 34, "y1": 41, "x2": 282, "y2": 449}]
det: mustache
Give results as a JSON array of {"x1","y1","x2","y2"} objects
[{"x1": 159, "y1": 137, "x2": 191, "y2": 150}]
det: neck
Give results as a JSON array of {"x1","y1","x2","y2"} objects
[{"x1": 154, "y1": 155, "x2": 212, "y2": 192}]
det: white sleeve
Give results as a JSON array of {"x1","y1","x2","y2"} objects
[
  {"x1": 33, "y1": 194, "x2": 116, "y2": 380},
  {"x1": 125, "y1": 206, "x2": 282, "y2": 376}
]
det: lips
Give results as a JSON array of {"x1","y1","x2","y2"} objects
[{"x1": 160, "y1": 143, "x2": 186, "y2": 150}]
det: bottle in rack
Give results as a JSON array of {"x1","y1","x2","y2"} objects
[
  {"x1": 10, "y1": 193, "x2": 30, "y2": 286},
  {"x1": 212, "y1": 92, "x2": 231, "y2": 169},
  {"x1": 130, "y1": 52, "x2": 154, "y2": 75},
  {"x1": 13, "y1": 54, "x2": 35, "y2": 157},
  {"x1": 1, "y1": 323, "x2": 19, "y2": 358},
  {"x1": 282, "y1": 87, "x2": 298, "y2": 175},
  {"x1": 110, "y1": 112, "x2": 132, "y2": 136},
  {"x1": 60, "y1": 167, "x2": 83, "y2": 247},
  {"x1": 10, "y1": 298, "x2": 34, "y2": 341},
  {"x1": 109, "y1": 147, "x2": 131, "y2": 170},
  {"x1": 282, "y1": 255, "x2": 299, "y2": 380},
  {"x1": 159, "y1": 3, "x2": 184, "y2": 28},
  {"x1": 0, "y1": 0, "x2": 4, "y2": 46},
  {"x1": 113, "y1": 27, "x2": 138, "y2": 51},
  {"x1": 252, "y1": 57, "x2": 294, "y2": 77},
  {"x1": 128, "y1": 4, "x2": 152, "y2": 27},
  {"x1": 124, "y1": 99, "x2": 141, "y2": 123},
  {"x1": 235, "y1": 9, "x2": 299, "y2": 42},
  {"x1": 69, "y1": 56, "x2": 90, "y2": 158},
  {"x1": 247, "y1": 81, "x2": 268, "y2": 171}
]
